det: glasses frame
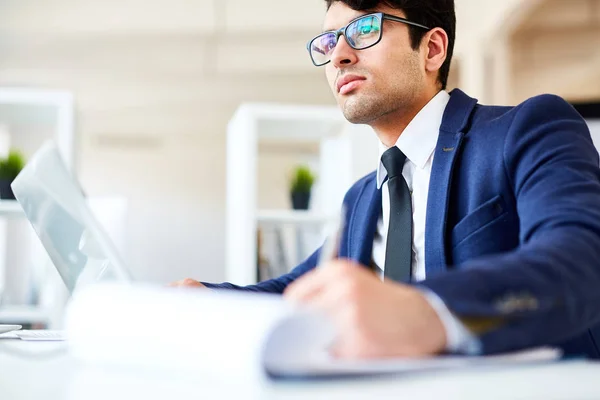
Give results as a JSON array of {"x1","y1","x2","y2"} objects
[{"x1": 307, "y1": 12, "x2": 431, "y2": 67}]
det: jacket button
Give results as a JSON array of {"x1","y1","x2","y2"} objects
[{"x1": 495, "y1": 294, "x2": 539, "y2": 313}]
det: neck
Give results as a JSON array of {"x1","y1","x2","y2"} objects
[{"x1": 371, "y1": 88, "x2": 441, "y2": 148}]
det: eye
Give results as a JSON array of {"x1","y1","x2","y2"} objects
[
  {"x1": 322, "y1": 36, "x2": 336, "y2": 53},
  {"x1": 360, "y1": 25, "x2": 374, "y2": 34},
  {"x1": 356, "y1": 17, "x2": 379, "y2": 35}
]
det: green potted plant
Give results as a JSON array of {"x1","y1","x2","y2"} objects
[
  {"x1": 289, "y1": 165, "x2": 315, "y2": 210},
  {"x1": 0, "y1": 149, "x2": 26, "y2": 200}
]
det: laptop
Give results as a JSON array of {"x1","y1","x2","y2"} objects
[{"x1": 8, "y1": 141, "x2": 133, "y2": 340}]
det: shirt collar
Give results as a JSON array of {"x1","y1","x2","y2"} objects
[{"x1": 376, "y1": 90, "x2": 450, "y2": 189}]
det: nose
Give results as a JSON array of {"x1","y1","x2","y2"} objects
[{"x1": 330, "y1": 35, "x2": 358, "y2": 68}]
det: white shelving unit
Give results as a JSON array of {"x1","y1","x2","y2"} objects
[
  {"x1": 226, "y1": 103, "x2": 378, "y2": 286},
  {"x1": 0, "y1": 88, "x2": 75, "y2": 328},
  {"x1": 257, "y1": 210, "x2": 334, "y2": 226},
  {"x1": 0, "y1": 200, "x2": 25, "y2": 218}
]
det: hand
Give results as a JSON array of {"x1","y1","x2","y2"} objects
[
  {"x1": 168, "y1": 278, "x2": 205, "y2": 288},
  {"x1": 284, "y1": 259, "x2": 447, "y2": 359}
]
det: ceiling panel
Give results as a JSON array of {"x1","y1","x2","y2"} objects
[
  {"x1": 0, "y1": 0, "x2": 217, "y2": 35},
  {"x1": 0, "y1": 34, "x2": 209, "y2": 80},
  {"x1": 521, "y1": 0, "x2": 594, "y2": 30},
  {"x1": 526, "y1": 27, "x2": 600, "y2": 67},
  {"x1": 223, "y1": 0, "x2": 325, "y2": 32}
]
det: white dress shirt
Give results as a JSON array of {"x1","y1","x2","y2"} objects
[{"x1": 371, "y1": 90, "x2": 480, "y2": 354}]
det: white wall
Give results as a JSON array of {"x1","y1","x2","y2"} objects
[{"x1": 79, "y1": 135, "x2": 221, "y2": 282}]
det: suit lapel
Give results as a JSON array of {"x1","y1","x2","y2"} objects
[
  {"x1": 347, "y1": 178, "x2": 382, "y2": 266},
  {"x1": 425, "y1": 89, "x2": 478, "y2": 277}
]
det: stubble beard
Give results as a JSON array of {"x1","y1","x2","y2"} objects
[
  {"x1": 340, "y1": 89, "x2": 406, "y2": 124},
  {"x1": 338, "y1": 56, "x2": 422, "y2": 125}
]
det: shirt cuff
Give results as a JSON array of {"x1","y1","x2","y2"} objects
[{"x1": 420, "y1": 288, "x2": 482, "y2": 355}]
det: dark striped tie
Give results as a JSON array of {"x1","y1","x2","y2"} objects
[{"x1": 381, "y1": 147, "x2": 413, "y2": 282}]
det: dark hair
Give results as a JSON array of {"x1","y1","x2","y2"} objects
[{"x1": 325, "y1": 0, "x2": 455, "y2": 90}]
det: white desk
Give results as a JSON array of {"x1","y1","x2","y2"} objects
[{"x1": 2, "y1": 339, "x2": 600, "y2": 400}]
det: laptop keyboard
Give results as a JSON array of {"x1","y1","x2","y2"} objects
[{"x1": 14, "y1": 330, "x2": 66, "y2": 341}]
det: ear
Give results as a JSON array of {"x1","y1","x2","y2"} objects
[{"x1": 423, "y1": 27, "x2": 448, "y2": 76}]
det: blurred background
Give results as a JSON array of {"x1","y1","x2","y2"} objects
[{"x1": 0, "y1": 0, "x2": 598, "y2": 327}]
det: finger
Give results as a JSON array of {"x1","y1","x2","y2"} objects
[
  {"x1": 302, "y1": 278, "x2": 350, "y2": 316},
  {"x1": 325, "y1": 309, "x2": 367, "y2": 360},
  {"x1": 167, "y1": 278, "x2": 202, "y2": 288},
  {"x1": 292, "y1": 281, "x2": 358, "y2": 360},
  {"x1": 283, "y1": 270, "x2": 325, "y2": 303},
  {"x1": 284, "y1": 261, "x2": 347, "y2": 302},
  {"x1": 182, "y1": 278, "x2": 203, "y2": 287},
  {"x1": 329, "y1": 335, "x2": 364, "y2": 360}
]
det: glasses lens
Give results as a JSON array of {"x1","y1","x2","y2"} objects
[
  {"x1": 310, "y1": 32, "x2": 337, "y2": 66},
  {"x1": 346, "y1": 15, "x2": 381, "y2": 49}
]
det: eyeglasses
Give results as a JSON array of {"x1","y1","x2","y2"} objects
[{"x1": 307, "y1": 12, "x2": 430, "y2": 67}]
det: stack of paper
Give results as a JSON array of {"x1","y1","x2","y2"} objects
[{"x1": 65, "y1": 283, "x2": 561, "y2": 380}]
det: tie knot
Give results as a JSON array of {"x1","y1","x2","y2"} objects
[{"x1": 381, "y1": 146, "x2": 407, "y2": 179}]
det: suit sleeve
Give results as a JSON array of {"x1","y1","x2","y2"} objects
[
  {"x1": 202, "y1": 246, "x2": 321, "y2": 294},
  {"x1": 420, "y1": 95, "x2": 600, "y2": 354}
]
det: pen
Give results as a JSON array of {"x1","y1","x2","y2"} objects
[{"x1": 318, "y1": 204, "x2": 346, "y2": 267}]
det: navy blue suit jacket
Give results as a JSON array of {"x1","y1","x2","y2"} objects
[{"x1": 206, "y1": 89, "x2": 600, "y2": 358}]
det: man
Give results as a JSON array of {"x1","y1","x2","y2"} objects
[{"x1": 172, "y1": 0, "x2": 600, "y2": 359}]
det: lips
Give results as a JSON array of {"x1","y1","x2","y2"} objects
[{"x1": 336, "y1": 74, "x2": 366, "y2": 94}]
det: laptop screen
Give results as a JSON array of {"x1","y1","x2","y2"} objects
[{"x1": 11, "y1": 142, "x2": 131, "y2": 293}]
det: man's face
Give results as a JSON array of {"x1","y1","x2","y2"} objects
[{"x1": 323, "y1": 2, "x2": 426, "y2": 125}]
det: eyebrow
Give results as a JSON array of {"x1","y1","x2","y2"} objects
[{"x1": 321, "y1": 11, "x2": 375, "y2": 33}]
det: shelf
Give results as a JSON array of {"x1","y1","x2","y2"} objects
[
  {"x1": 230, "y1": 103, "x2": 346, "y2": 142},
  {"x1": 0, "y1": 200, "x2": 24, "y2": 217},
  {"x1": 257, "y1": 210, "x2": 335, "y2": 225},
  {"x1": 0, "y1": 305, "x2": 51, "y2": 324}
]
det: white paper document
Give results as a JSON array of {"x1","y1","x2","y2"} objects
[{"x1": 65, "y1": 283, "x2": 561, "y2": 380}]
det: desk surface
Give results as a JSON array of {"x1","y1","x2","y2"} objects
[{"x1": 1, "y1": 339, "x2": 600, "y2": 400}]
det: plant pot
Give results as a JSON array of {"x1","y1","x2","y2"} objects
[
  {"x1": 0, "y1": 179, "x2": 15, "y2": 200},
  {"x1": 291, "y1": 191, "x2": 310, "y2": 210}
]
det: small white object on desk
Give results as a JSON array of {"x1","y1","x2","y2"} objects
[
  {"x1": 14, "y1": 330, "x2": 66, "y2": 341},
  {"x1": 0, "y1": 324, "x2": 22, "y2": 335}
]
